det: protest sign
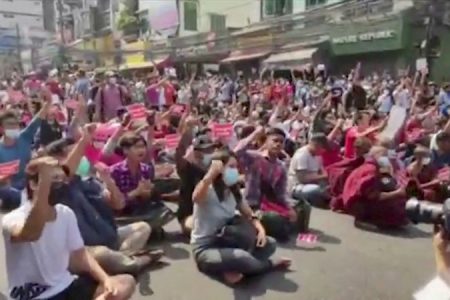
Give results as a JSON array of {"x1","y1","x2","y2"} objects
[
  {"x1": 296, "y1": 233, "x2": 318, "y2": 246},
  {"x1": 416, "y1": 58, "x2": 427, "y2": 72},
  {"x1": 380, "y1": 105, "x2": 407, "y2": 141},
  {"x1": 164, "y1": 134, "x2": 181, "y2": 150},
  {"x1": 127, "y1": 103, "x2": 147, "y2": 120},
  {"x1": 94, "y1": 123, "x2": 120, "y2": 142},
  {"x1": 0, "y1": 160, "x2": 20, "y2": 177},
  {"x1": 212, "y1": 123, "x2": 233, "y2": 139}
]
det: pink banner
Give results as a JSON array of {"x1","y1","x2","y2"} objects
[
  {"x1": 164, "y1": 134, "x2": 181, "y2": 150},
  {"x1": 0, "y1": 160, "x2": 20, "y2": 176},
  {"x1": 212, "y1": 123, "x2": 233, "y2": 139}
]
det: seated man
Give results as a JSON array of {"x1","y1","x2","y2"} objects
[
  {"x1": 342, "y1": 146, "x2": 409, "y2": 229},
  {"x1": 2, "y1": 156, "x2": 135, "y2": 300},
  {"x1": 431, "y1": 131, "x2": 450, "y2": 170},
  {"x1": 110, "y1": 133, "x2": 175, "y2": 229},
  {"x1": 46, "y1": 132, "x2": 162, "y2": 275},
  {"x1": 0, "y1": 93, "x2": 51, "y2": 210},
  {"x1": 235, "y1": 127, "x2": 300, "y2": 241},
  {"x1": 288, "y1": 133, "x2": 330, "y2": 207}
]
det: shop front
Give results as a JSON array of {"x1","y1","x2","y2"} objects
[{"x1": 329, "y1": 16, "x2": 410, "y2": 75}]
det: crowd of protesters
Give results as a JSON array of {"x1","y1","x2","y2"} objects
[{"x1": 1, "y1": 61, "x2": 450, "y2": 299}]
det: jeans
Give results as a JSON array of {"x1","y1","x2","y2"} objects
[
  {"x1": 0, "y1": 185, "x2": 21, "y2": 210},
  {"x1": 292, "y1": 183, "x2": 328, "y2": 207},
  {"x1": 193, "y1": 237, "x2": 277, "y2": 276}
]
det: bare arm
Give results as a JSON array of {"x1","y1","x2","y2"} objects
[
  {"x1": 64, "y1": 124, "x2": 94, "y2": 176},
  {"x1": 6, "y1": 158, "x2": 55, "y2": 243}
]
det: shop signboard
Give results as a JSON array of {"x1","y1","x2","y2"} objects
[{"x1": 330, "y1": 18, "x2": 405, "y2": 56}]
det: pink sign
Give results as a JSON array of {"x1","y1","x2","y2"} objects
[
  {"x1": 296, "y1": 233, "x2": 318, "y2": 245},
  {"x1": 164, "y1": 134, "x2": 181, "y2": 150},
  {"x1": 0, "y1": 160, "x2": 20, "y2": 176},
  {"x1": 94, "y1": 123, "x2": 120, "y2": 142},
  {"x1": 212, "y1": 123, "x2": 233, "y2": 139},
  {"x1": 127, "y1": 103, "x2": 147, "y2": 120}
]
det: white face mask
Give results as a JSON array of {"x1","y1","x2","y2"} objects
[
  {"x1": 4, "y1": 128, "x2": 20, "y2": 139},
  {"x1": 109, "y1": 78, "x2": 117, "y2": 85}
]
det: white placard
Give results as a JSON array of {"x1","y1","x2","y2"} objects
[
  {"x1": 416, "y1": 58, "x2": 427, "y2": 71},
  {"x1": 380, "y1": 105, "x2": 407, "y2": 140}
]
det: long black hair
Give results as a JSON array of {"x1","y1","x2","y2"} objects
[{"x1": 209, "y1": 148, "x2": 242, "y2": 203}]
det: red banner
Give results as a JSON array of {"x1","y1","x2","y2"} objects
[
  {"x1": 127, "y1": 103, "x2": 147, "y2": 120},
  {"x1": 164, "y1": 134, "x2": 181, "y2": 150},
  {"x1": 212, "y1": 123, "x2": 233, "y2": 139},
  {"x1": 0, "y1": 160, "x2": 20, "y2": 176}
]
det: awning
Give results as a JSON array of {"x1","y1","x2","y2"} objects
[
  {"x1": 264, "y1": 48, "x2": 317, "y2": 65},
  {"x1": 119, "y1": 56, "x2": 169, "y2": 71},
  {"x1": 221, "y1": 50, "x2": 270, "y2": 63}
]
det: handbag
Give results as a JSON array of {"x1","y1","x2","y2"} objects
[{"x1": 215, "y1": 215, "x2": 257, "y2": 252}]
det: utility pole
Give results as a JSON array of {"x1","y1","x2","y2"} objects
[
  {"x1": 424, "y1": 0, "x2": 437, "y2": 77},
  {"x1": 15, "y1": 23, "x2": 23, "y2": 73},
  {"x1": 57, "y1": 0, "x2": 67, "y2": 68}
]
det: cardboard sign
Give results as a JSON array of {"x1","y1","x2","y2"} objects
[
  {"x1": 212, "y1": 123, "x2": 233, "y2": 139},
  {"x1": 0, "y1": 160, "x2": 20, "y2": 176},
  {"x1": 65, "y1": 99, "x2": 79, "y2": 110},
  {"x1": 380, "y1": 105, "x2": 407, "y2": 141},
  {"x1": 127, "y1": 103, "x2": 147, "y2": 120},
  {"x1": 416, "y1": 58, "x2": 427, "y2": 71},
  {"x1": 164, "y1": 134, "x2": 181, "y2": 150}
]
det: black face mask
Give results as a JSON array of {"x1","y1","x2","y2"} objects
[{"x1": 48, "y1": 181, "x2": 70, "y2": 206}]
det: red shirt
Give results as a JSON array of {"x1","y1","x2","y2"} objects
[{"x1": 321, "y1": 140, "x2": 342, "y2": 167}]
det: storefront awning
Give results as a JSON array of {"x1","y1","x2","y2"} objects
[
  {"x1": 220, "y1": 50, "x2": 270, "y2": 63},
  {"x1": 264, "y1": 48, "x2": 317, "y2": 65},
  {"x1": 119, "y1": 55, "x2": 169, "y2": 71}
]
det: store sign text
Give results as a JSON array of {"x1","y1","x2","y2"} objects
[{"x1": 332, "y1": 30, "x2": 395, "y2": 44}]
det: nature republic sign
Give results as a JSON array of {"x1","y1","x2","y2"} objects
[
  {"x1": 332, "y1": 30, "x2": 395, "y2": 44},
  {"x1": 330, "y1": 18, "x2": 405, "y2": 56}
]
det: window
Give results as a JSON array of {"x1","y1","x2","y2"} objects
[
  {"x1": 306, "y1": 0, "x2": 327, "y2": 10},
  {"x1": 210, "y1": 14, "x2": 225, "y2": 32},
  {"x1": 184, "y1": 1, "x2": 198, "y2": 31},
  {"x1": 264, "y1": 0, "x2": 293, "y2": 17}
]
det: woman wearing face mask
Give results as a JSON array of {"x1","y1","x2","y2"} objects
[{"x1": 191, "y1": 149, "x2": 290, "y2": 284}]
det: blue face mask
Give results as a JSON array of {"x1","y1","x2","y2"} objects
[
  {"x1": 223, "y1": 167, "x2": 240, "y2": 187},
  {"x1": 202, "y1": 154, "x2": 213, "y2": 167}
]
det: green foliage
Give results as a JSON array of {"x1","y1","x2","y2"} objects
[{"x1": 117, "y1": 8, "x2": 139, "y2": 31}]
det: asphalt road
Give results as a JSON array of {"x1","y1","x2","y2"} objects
[{"x1": 0, "y1": 208, "x2": 437, "y2": 300}]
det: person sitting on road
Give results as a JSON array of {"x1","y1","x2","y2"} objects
[
  {"x1": 191, "y1": 148, "x2": 291, "y2": 284},
  {"x1": 2, "y1": 156, "x2": 136, "y2": 300},
  {"x1": 109, "y1": 133, "x2": 175, "y2": 231},
  {"x1": 342, "y1": 146, "x2": 409, "y2": 229},
  {"x1": 288, "y1": 132, "x2": 330, "y2": 208},
  {"x1": 45, "y1": 134, "x2": 162, "y2": 275}
]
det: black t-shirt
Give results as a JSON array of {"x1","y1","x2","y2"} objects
[
  {"x1": 345, "y1": 85, "x2": 367, "y2": 111},
  {"x1": 39, "y1": 120, "x2": 63, "y2": 146},
  {"x1": 176, "y1": 159, "x2": 205, "y2": 221}
]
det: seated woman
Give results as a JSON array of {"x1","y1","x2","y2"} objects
[
  {"x1": 109, "y1": 133, "x2": 175, "y2": 230},
  {"x1": 191, "y1": 149, "x2": 290, "y2": 284},
  {"x1": 342, "y1": 146, "x2": 409, "y2": 229}
]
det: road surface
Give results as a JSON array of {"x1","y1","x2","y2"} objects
[{"x1": 0, "y1": 208, "x2": 436, "y2": 300}]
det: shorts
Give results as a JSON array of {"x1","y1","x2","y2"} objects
[{"x1": 46, "y1": 275, "x2": 98, "y2": 300}]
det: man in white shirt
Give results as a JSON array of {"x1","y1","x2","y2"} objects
[
  {"x1": 2, "y1": 156, "x2": 136, "y2": 300},
  {"x1": 288, "y1": 133, "x2": 330, "y2": 207}
]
